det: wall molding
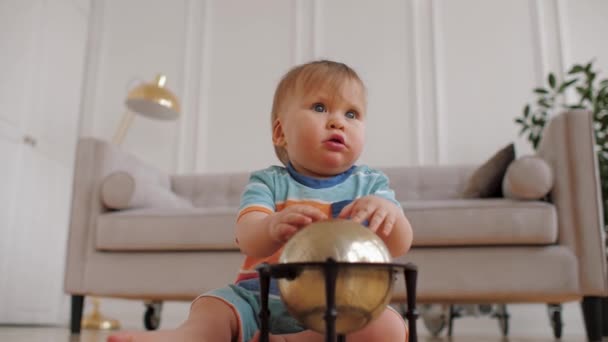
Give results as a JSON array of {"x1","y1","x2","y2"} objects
[
  {"x1": 409, "y1": 0, "x2": 440, "y2": 165},
  {"x1": 530, "y1": 0, "x2": 565, "y2": 88},
  {"x1": 175, "y1": 0, "x2": 205, "y2": 173},
  {"x1": 555, "y1": 0, "x2": 576, "y2": 104},
  {"x1": 430, "y1": 0, "x2": 447, "y2": 164},
  {"x1": 407, "y1": 0, "x2": 421, "y2": 165},
  {"x1": 312, "y1": 0, "x2": 322, "y2": 58},
  {"x1": 195, "y1": 0, "x2": 212, "y2": 172},
  {"x1": 76, "y1": 0, "x2": 104, "y2": 138}
]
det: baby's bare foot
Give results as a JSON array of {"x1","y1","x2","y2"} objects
[{"x1": 107, "y1": 330, "x2": 186, "y2": 342}]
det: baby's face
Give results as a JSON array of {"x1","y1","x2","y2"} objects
[{"x1": 273, "y1": 79, "x2": 366, "y2": 178}]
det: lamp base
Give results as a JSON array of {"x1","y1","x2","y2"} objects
[{"x1": 81, "y1": 297, "x2": 121, "y2": 331}]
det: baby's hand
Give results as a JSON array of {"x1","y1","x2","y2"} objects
[
  {"x1": 338, "y1": 196, "x2": 401, "y2": 235},
  {"x1": 268, "y1": 205, "x2": 327, "y2": 243}
]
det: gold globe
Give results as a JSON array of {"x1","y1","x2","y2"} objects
[{"x1": 278, "y1": 220, "x2": 393, "y2": 334}]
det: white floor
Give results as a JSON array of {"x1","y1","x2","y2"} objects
[
  {"x1": 102, "y1": 298, "x2": 588, "y2": 336},
  {"x1": 0, "y1": 299, "x2": 592, "y2": 341}
]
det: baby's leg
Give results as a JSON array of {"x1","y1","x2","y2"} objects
[
  {"x1": 248, "y1": 330, "x2": 323, "y2": 342},
  {"x1": 348, "y1": 307, "x2": 407, "y2": 342},
  {"x1": 107, "y1": 296, "x2": 239, "y2": 342},
  {"x1": 250, "y1": 307, "x2": 407, "y2": 342}
]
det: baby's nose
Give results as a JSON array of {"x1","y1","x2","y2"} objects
[{"x1": 327, "y1": 116, "x2": 345, "y2": 129}]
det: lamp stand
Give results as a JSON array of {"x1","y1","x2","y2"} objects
[
  {"x1": 81, "y1": 296, "x2": 121, "y2": 330},
  {"x1": 112, "y1": 111, "x2": 136, "y2": 145},
  {"x1": 91, "y1": 111, "x2": 133, "y2": 330}
]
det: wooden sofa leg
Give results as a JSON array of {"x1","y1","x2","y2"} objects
[
  {"x1": 581, "y1": 296, "x2": 602, "y2": 341},
  {"x1": 71, "y1": 295, "x2": 84, "y2": 334}
]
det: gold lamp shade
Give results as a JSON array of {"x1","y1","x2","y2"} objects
[
  {"x1": 278, "y1": 220, "x2": 393, "y2": 334},
  {"x1": 125, "y1": 74, "x2": 180, "y2": 120}
]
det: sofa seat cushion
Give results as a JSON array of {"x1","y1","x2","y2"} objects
[
  {"x1": 96, "y1": 207, "x2": 239, "y2": 251},
  {"x1": 404, "y1": 199, "x2": 557, "y2": 247}
]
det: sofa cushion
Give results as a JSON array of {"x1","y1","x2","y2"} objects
[
  {"x1": 404, "y1": 199, "x2": 557, "y2": 247},
  {"x1": 502, "y1": 155, "x2": 554, "y2": 200},
  {"x1": 96, "y1": 207, "x2": 239, "y2": 251},
  {"x1": 96, "y1": 199, "x2": 557, "y2": 251},
  {"x1": 462, "y1": 143, "x2": 515, "y2": 198}
]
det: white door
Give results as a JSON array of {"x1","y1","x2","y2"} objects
[{"x1": 0, "y1": 0, "x2": 88, "y2": 324}]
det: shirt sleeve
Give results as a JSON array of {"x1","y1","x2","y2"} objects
[
  {"x1": 237, "y1": 169, "x2": 276, "y2": 220},
  {"x1": 370, "y1": 170, "x2": 402, "y2": 208}
]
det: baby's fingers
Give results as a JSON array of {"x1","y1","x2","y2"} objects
[
  {"x1": 273, "y1": 223, "x2": 297, "y2": 242},
  {"x1": 368, "y1": 209, "x2": 387, "y2": 232},
  {"x1": 283, "y1": 212, "x2": 313, "y2": 227},
  {"x1": 338, "y1": 201, "x2": 355, "y2": 219},
  {"x1": 303, "y1": 206, "x2": 328, "y2": 221},
  {"x1": 380, "y1": 214, "x2": 396, "y2": 236},
  {"x1": 350, "y1": 206, "x2": 371, "y2": 224}
]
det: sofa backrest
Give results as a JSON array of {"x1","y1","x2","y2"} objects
[
  {"x1": 171, "y1": 172, "x2": 251, "y2": 208},
  {"x1": 171, "y1": 164, "x2": 476, "y2": 208},
  {"x1": 381, "y1": 165, "x2": 475, "y2": 201}
]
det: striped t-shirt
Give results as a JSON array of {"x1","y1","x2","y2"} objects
[{"x1": 235, "y1": 163, "x2": 400, "y2": 283}]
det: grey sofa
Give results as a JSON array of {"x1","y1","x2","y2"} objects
[{"x1": 64, "y1": 110, "x2": 607, "y2": 339}]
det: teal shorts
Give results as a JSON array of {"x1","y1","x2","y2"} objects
[{"x1": 202, "y1": 279, "x2": 305, "y2": 341}]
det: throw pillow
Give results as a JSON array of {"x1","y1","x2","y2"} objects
[
  {"x1": 462, "y1": 143, "x2": 516, "y2": 198},
  {"x1": 502, "y1": 155, "x2": 553, "y2": 200},
  {"x1": 100, "y1": 171, "x2": 191, "y2": 210}
]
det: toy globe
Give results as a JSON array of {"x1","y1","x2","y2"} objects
[{"x1": 278, "y1": 219, "x2": 393, "y2": 334}]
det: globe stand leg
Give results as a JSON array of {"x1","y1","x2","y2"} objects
[
  {"x1": 258, "y1": 264, "x2": 271, "y2": 342},
  {"x1": 404, "y1": 264, "x2": 419, "y2": 342},
  {"x1": 323, "y1": 258, "x2": 339, "y2": 342}
]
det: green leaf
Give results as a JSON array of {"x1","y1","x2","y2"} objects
[
  {"x1": 568, "y1": 104, "x2": 586, "y2": 110},
  {"x1": 548, "y1": 73, "x2": 556, "y2": 89},
  {"x1": 558, "y1": 79, "x2": 578, "y2": 93},
  {"x1": 576, "y1": 86, "x2": 588, "y2": 96},
  {"x1": 515, "y1": 117, "x2": 524, "y2": 124},
  {"x1": 524, "y1": 104, "x2": 530, "y2": 118},
  {"x1": 569, "y1": 65, "x2": 585, "y2": 74},
  {"x1": 538, "y1": 98, "x2": 551, "y2": 108},
  {"x1": 534, "y1": 87, "x2": 549, "y2": 94},
  {"x1": 518, "y1": 125, "x2": 528, "y2": 136}
]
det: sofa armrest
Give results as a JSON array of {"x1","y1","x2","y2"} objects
[
  {"x1": 63, "y1": 137, "x2": 171, "y2": 293},
  {"x1": 538, "y1": 110, "x2": 608, "y2": 295}
]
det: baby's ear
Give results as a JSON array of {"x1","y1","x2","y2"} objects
[{"x1": 272, "y1": 119, "x2": 286, "y2": 146}]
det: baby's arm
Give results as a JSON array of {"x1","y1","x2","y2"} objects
[{"x1": 236, "y1": 205, "x2": 327, "y2": 258}]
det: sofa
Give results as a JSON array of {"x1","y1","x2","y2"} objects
[{"x1": 64, "y1": 110, "x2": 607, "y2": 339}]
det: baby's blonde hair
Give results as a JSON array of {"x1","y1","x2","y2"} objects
[{"x1": 271, "y1": 60, "x2": 365, "y2": 165}]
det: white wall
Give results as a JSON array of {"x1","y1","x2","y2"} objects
[
  {"x1": 79, "y1": 0, "x2": 608, "y2": 174},
  {"x1": 0, "y1": 0, "x2": 89, "y2": 324}
]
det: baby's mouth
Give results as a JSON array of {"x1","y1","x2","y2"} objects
[
  {"x1": 323, "y1": 134, "x2": 346, "y2": 151},
  {"x1": 326, "y1": 134, "x2": 345, "y2": 145}
]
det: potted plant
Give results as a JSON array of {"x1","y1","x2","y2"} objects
[{"x1": 515, "y1": 60, "x2": 608, "y2": 230}]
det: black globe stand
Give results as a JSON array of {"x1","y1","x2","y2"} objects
[{"x1": 256, "y1": 260, "x2": 418, "y2": 342}]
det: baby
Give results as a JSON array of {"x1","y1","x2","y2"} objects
[{"x1": 108, "y1": 60, "x2": 413, "y2": 342}]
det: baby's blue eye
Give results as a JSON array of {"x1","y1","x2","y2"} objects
[
  {"x1": 345, "y1": 111, "x2": 356, "y2": 119},
  {"x1": 312, "y1": 103, "x2": 326, "y2": 112}
]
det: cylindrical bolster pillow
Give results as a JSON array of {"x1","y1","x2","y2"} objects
[
  {"x1": 100, "y1": 171, "x2": 191, "y2": 209},
  {"x1": 502, "y1": 156, "x2": 554, "y2": 200},
  {"x1": 101, "y1": 171, "x2": 135, "y2": 209}
]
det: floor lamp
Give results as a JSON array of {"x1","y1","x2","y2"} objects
[
  {"x1": 112, "y1": 73, "x2": 181, "y2": 145},
  {"x1": 81, "y1": 74, "x2": 181, "y2": 330}
]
